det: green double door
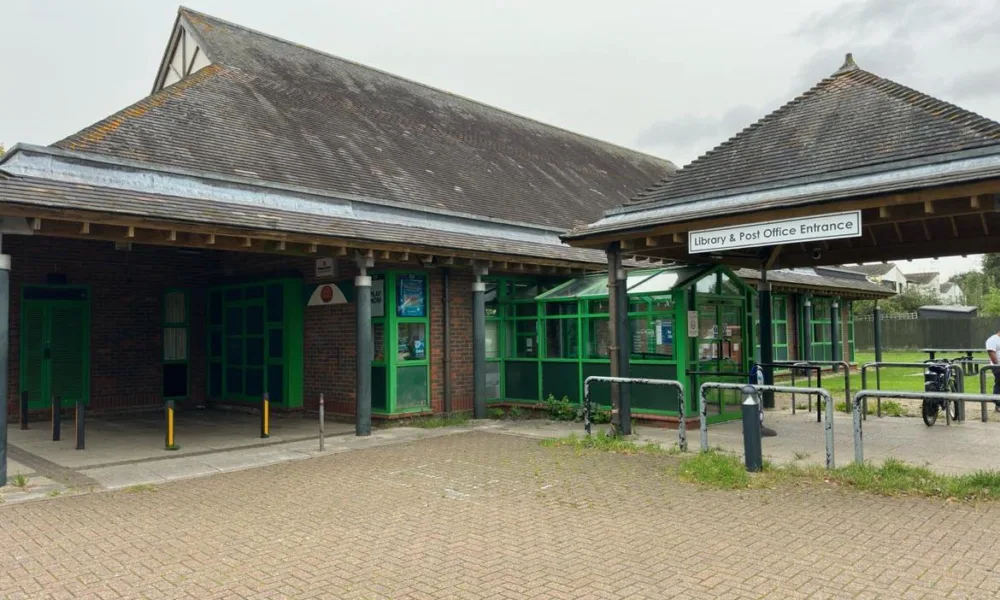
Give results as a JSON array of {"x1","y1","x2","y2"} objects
[
  {"x1": 694, "y1": 299, "x2": 746, "y2": 420},
  {"x1": 20, "y1": 287, "x2": 90, "y2": 410}
]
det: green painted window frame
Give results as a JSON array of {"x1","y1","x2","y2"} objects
[
  {"x1": 207, "y1": 278, "x2": 303, "y2": 407},
  {"x1": 809, "y1": 297, "x2": 835, "y2": 361},
  {"x1": 372, "y1": 271, "x2": 431, "y2": 415},
  {"x1": 847, "y1": 302, "x2": 856, "y2": 362},
  {"x1": 752, "y1": 294, "x2": 790, "y2": 363},
  {"x1": 163, "y1": 288, "x2": 190, "y2": 400}
]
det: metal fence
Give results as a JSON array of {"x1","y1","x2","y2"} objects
[{"x1": 856, "y1": 317, "x2": 1000, "y2": 350}]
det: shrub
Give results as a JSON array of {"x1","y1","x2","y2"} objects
[{"x1": 544, "y1": 394, "x2": 577, "y2": 421}]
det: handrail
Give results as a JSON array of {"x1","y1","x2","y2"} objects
[
  {"x1": 852, "y1": 389, "x2": 1000, "y2": 463},
  {"x1": 860, "y1": 361, "x2": 965, "y2": 418},
  {"x1": 699, "y1": 382, "x2": 835, "y2": 469},
  {"x1": 583, "y1": 376, "x2": 687, "y2": 451},
  {"x1": 978, "y1": 365, "x2": 1000, "y2": 423}
]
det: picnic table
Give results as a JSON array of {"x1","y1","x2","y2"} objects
[{"x1": 921, "y1": 348, "x2": 989, "y2": 375}]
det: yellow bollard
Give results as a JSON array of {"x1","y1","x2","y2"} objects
[
  {"x1": 165, "y1": 399, "x2": 177, "y2": 450},
  {"x1": 261, "y1": 392, "x2": 270, "y2": 439}
]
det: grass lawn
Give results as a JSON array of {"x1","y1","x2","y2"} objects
[{"x1": 778, "y1": 351, "x2": 951, "y2": 396}]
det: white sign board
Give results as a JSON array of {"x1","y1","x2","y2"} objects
[
  {"x1": 688, "y1": 211, "x2": 861, "y2": 253},
  {"x1": 315, "y1": 257, "x2": 335, "y2": 278},
  {"x1": 371, "y1": 279, "x2": 385, "y2": 318},
  {"x1": 687, "y1": 311, "x2": 699, "y2": 338}
]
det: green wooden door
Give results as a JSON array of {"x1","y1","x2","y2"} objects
[{"x1": 20, "y1": 288, "x2": 90, "y2": 409}]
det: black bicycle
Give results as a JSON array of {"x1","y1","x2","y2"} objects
[{"x1": 922, "y1": 360, "x2": 959, "y2": 426}]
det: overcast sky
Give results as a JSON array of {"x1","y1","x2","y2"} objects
[{"x1": 2, "y1": 0, "x2": 997, "y2": 279}]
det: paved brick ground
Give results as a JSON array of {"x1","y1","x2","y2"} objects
[{"x1": 2, "y1": 431, "x2": 1000, "y2": 599}]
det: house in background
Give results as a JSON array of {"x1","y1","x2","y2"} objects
[
  {"x1": 837, "y1": 263, "x2": 907, "y2": 293},
  {"x1": 904, "y1": 272, "x2": 942, "y2": 294},
  {"x1": 939, "y1": 281, "x2": 965, "y2": 305}
]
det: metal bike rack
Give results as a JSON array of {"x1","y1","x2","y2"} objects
[
  {"x1": 977, "y1": 365, "x2": 1000, "y2": 423},
  {"x1": 787, "y1": 362, "x2": 821, "y2": 418},
  {"x1": 699, "y1": 382, "x2": 836, "y2": 469},
  {"x1": 860, "y1": 362, "x2": 966, "y2": 419},
  {"x1": 583, "y1": 376, "x2": 687, "y2": 452},
  {"x1": 852, "y1": 389, "x2": 1000, "y2": 464}
]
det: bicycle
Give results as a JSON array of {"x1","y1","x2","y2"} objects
[{"x1": 922, "y1": 359, "x2": 959, "y2": 427}]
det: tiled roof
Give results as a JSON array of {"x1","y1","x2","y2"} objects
[
  {"x1": 904, "y1": 272, "x2": 939, "y2": 284},
  {"x1": 735, "y1": 267, "x2": 895, "y2": 298},
  {"x1": 628, "y1": 54, "x2": 1000, "y2": 208},
  {"x1": 55, "y1": 8, "x2": 673, "y2": 231},
  {"x1": 0, "y1": 175, "x2": 609, "y2": 266},
  {"x1": 838, "y1": 263, "x2": 898, "y2": 277}
]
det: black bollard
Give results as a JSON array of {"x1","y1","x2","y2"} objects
[
  {"x1": 51, "y1": 395, "x2": 61, "y2": 442},
  {"x1": 741, "y1": 385, "x2": 763, "y2": 472},
  {"x1": 75, "y1": 400, "x2": 85, "y2": 450}
]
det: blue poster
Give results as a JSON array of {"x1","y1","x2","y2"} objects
[
  {"x1": 397, "y1": 275, "x2": 426, "y2": 317},
  {"x1": 662, "y1": 321, "x2": 673, "y2": 345}
]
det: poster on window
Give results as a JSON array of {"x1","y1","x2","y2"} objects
[{"x1": 396, "y1": 275, "x2": 426, "y2": 317}]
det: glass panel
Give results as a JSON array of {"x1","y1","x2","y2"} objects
[
  {"x1": 246, "y1": 368, "x2": 264, "y2": 397},
  {"x1": 587, "y1": 318, "x2": 610, "y2": 358},
  {"x1": 512, "y1": 303, "x2": 537, "y2": 318},
  {"x1": 650, "y1": 296, "x2": 673, "y2": 312},
  {"x1": 164, "y1": 292, "x2": 186, "y2": 324},
  {"x1": 246, "y1": 305, "x2": 264, "y2": 335},
  {"x1": 225, "y1": 288, "x2": 243, "y2": 302},
  {"x1": 588, "y1": 299, "x2": 609, "y2": 314},
  {"x1": 396, "y1": 366, "x2": 429, "y2": 409},
  {"x1": 508, "y1": 320, "x2": 538, "y2": 358},
  {"x1": 696, "y1": 273, "x2": 719, "y2": 295},
  {"x1": 485, "y1": 321, "x2": 500, "y2": 359},
  {"x1": 397, "y1": 322, "x2": 426, "y2": 361},
  {"x1": 508, "y1": 281, "x2": 541, "y2": 301},
  {"x1": 247, "y1": 338, "x2": 265, "y2": 365},
  {"x1": 485, "y1": 282, "x2": 500, "y2": 317},
  {"x1": 486, "y1": 362, "x2": 501, "y2": 399},
  {"x1": 372, "y1": 322, "x2": 385, "y2": 362},
  {"x1": 775, "y1": 323, "x2": 788, "y2": 345},
  {"x1": 720, "y1": 306, "x2": 743, "y2": 365},
  {"x1": 631, "y1": 317, "x2": 674, "y2": 359},
  {"x1": 628, "y1": 299, "x2": 648, "y2": 313},
  {"x1": 267, "y1": 365, "x2": 284, "y2": 403},
  {"x1": 245, "y1": 286, "x2": 265, "y2": 300},
  {"x1": 164, "y1": 328, "x2": 187, "y2": 361},
  {"x1": 628, "y1": 271, "x2": 681, "y2": 295},
  {"x1": 545, "y1": 319, "x2": 578, "y2": 358},
  {"x1": 210, "y1": 331, "x2": 223, "y2": 358},
  {"x1": 225, "y1": 306, "x2": 243, "y2": 335},
  {"x1": 226, "y1": 338, "x2": 243, "y2": 364},
  {"x1": 720, "y1": 273, "x2": 742, "y2": 295},
  {"x1": 209, "y1": 292, "x2": 223, "y2": 325},
  {"x1": 545, "y1": 302, "x2": 576, "y2": 317},
  {"x1": 538, "y1": 276, "x2": 605, "y2": 300},
  {"x1": 268, "y1": 329, "x2": 283, "y2": 359},
  {"x1": 226, "y1": 367, "x2": 243, "y2": 394},
  {"x1": 267, "y1": 284, "x2": 284, "y2": 322}
]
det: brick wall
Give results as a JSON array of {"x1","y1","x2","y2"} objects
[
  {"x1": 5, "y1": 236, "x2": 219, "y2": 416},
  {"x1": 3, "y1": 237, "x2": 479, "y2": 419}
]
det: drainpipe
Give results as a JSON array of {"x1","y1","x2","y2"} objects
[{"x1": 443, "y1": 268, "x2": 452, "y2": 416}]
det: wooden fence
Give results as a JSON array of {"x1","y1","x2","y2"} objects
[{"x1": 856, "y1": 317, "x2": 1000, "y2": 350}]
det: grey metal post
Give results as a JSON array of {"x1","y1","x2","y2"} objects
[
  {"x1": 0, "y1": 255, "x2": 8, "y2": 486},
  {"x1": 606, "y1": 244, "x2": 631, "y2": 435},
  {"x1": 319, "y1": 393, "x2": 325, "y2": 451},
  {"x1": 873, "y1": 302, "x2": 883, "y2": 364},
  {"x1": 831, "y1": 300, "x2": 841, "y2": 373},
  {"x1": 741, "y1": 386, "x2": 763, "y2": 472},
  {"x1": 472, "y1": 266, "x2": 488, "y2": 419},
  {"x1": 699, "y1": 385, "x2": 709, "y2": 452},
  {"x1": 853, "y1": 391, "x2": 864, "y2": 464},
  {"x1": 75, "y1": 400, "x2": 85, "y2": 450},
  {"x1": 355, "y1": 255, "x2": 374, "y2": 437},
  {"x1": 758, "y1": 273, "x2": 775, "y2": 409}
]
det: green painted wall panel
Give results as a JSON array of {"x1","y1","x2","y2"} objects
[{"x1": 504, "y1": 361, "x2": 538, "y2": 401}]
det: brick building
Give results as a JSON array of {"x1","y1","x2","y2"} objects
[{"x1": 0, "y1": 7, "x2": 891, "y2": 477}]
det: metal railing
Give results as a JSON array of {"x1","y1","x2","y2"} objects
[
  {"x1": 699, "y1": 382, "x2": 836, "y2": 469},
  {"x1": 583, "y1": 376, "x2": 688, "y2": 452},
  {"x1": 978, "y1": 365, "x2": 1000, "y2": 423},
  {"x1": 787, "y1": 363, "x2": 822, "y2": 419},
  {"x1": 852, "y1": 389, "x2": 1000, "y2": 463},
  {"x1": 860, "y1": 362, "x2": 966, "y2": 419}
]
